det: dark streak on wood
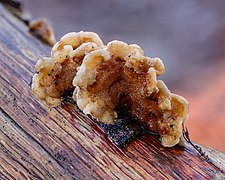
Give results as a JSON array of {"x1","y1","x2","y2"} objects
[{"x1": 0, "y1": 4, "x2": 225, "y2": 179}]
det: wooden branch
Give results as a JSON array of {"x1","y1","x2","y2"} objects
[{"x1": 0, "y1": 4, "x2": 224, "y2": 179}]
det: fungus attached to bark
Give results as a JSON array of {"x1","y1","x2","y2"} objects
[
  {"x1": 73, "y1": 40, "x2": 188, "y2": 147},
  {"x1": 32, "y1": 31, "x2": 104, "y2": 106},
  {"x1": 32, "y1": 32, "x2": 188, "y2": 147}
]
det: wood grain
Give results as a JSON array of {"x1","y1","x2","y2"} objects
[{"x1": 0, "y1": 4, "x2": 224, "y2": 179}]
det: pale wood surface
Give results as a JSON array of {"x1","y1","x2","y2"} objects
[{"x1": 0, "y1": 5, "x2": 224, "y2": 179}]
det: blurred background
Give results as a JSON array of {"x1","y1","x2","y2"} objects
[{"x1": 21, "y1": 0, "x2": 225, "y2": 152}]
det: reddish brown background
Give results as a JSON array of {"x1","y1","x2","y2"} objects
[{"x1": 21, "y1": 0, "x2": 225, "y2": 152}]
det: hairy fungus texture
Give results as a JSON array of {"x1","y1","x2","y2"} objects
[
  {"x1": 32, "y1": 31, "x2": 104, "y2": 106},
  {"x1": 32, "y1": 32, "x2": 188, "y2": 147}
]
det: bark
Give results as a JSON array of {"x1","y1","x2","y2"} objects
[{"x1": 0, "y1": 4, "x2": 224, "y2": 179}]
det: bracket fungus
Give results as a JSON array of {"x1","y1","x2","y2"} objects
[
  {"x1": 32, "y1": 32, "x2": 188, "y2": 147},
  {"x1": 32, "y1": 31, "x2": 104, "y2": 106}
]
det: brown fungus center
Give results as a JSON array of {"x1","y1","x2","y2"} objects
[
  {"x1": 32, "y1": 34, "x2": 188, "y2": 147},
  {"x1": 73, "y1": 41, "x2": 188, "y2": 147},
  {"x1": 87, "y1": 56, "x2": 162, "y2": 133}
]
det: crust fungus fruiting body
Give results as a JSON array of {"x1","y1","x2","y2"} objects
[
  {"x1": 73, "y1": 40, "x2": 188, "y2": 147},
  {"x1": 29, "y1": 19, "x2": 56, "y2": 46},
  {"x1": 32, "y1": 31, "x2": 104, "y2": 106},
  {"x1": 32, "y1": 31, "x2": 189, "y2": 147}
]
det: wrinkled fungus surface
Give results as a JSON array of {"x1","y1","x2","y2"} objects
[
  {"x1": 32, "y1": 31, "x2": 104, "y2": 106},
  {"x1": 73, "y1": 40, "x2": 188, "y2": 147},
  {"x1": 32, "y1": 32, "x2": 188, "y2": 147}
]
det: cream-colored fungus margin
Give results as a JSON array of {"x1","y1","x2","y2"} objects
[
  {"x1": 32, "y1": 31, "x2": 104, "y2": 106},
  {"x1": 32, "y1": 32, "x2": 188, "y2": 147},
  {"x1": 73, "y1": 40, "x2": 188, "y2": 147}
]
